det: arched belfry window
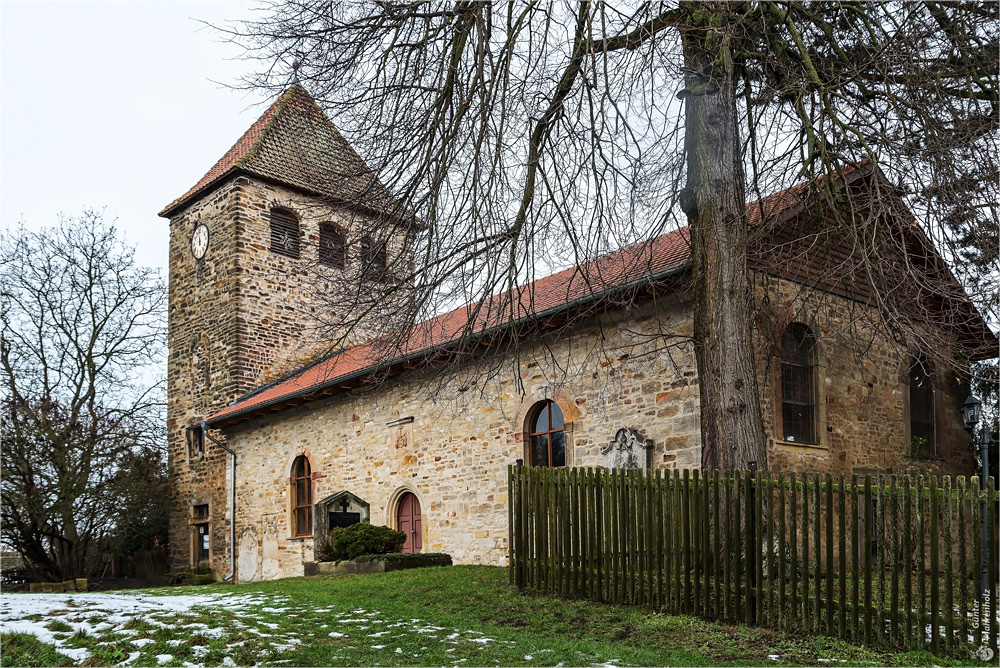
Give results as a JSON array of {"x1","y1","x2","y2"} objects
[
  {"x1": 319, "y1": 223, "x2": 346, "y2": 268},
  {"x1": 909, "y1": 357, "x2": 935, "y2": 457},
  {"x1": 291, "y1": 455, "x2": 312, "y2": 536},
  {"x1": 780, "y1": 323, "x2": 816, "y2": 443},
  {"x1": 526, "y1": 400, "x2": 566, "y2": 467},
  {"x1": 270, "y1": 208, "x2": 300, "y2": 258}
]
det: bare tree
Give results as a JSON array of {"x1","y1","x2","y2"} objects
[
  {"x1": 226, "y1": 1, "x2": 997, "y2": 469},
  {"x1": 0, "y1": 213, "x2": 166, "y2": 581}
]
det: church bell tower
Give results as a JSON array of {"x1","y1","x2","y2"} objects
[{"x1": 159, "y1": 85, "x2": 412, "y2": 576}]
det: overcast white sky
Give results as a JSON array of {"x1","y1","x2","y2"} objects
[{"x1": 1, "y1": 0, "x2": 276, "y2": 272}]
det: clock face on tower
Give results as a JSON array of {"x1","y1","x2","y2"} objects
[{"x1": 190, "y1": 224, "x2": 210, "y2": 260}]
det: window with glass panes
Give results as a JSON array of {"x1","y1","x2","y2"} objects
[
  {"x1": 527, "y1": 400, "x2": 566, "y2": 467},
  {"x1": 291, "y1": 455, "x2": 312, "y2": 536},
  {"x1": 780, "y1": 323, "x2": 816, "y2": 443},
  {"x1": 909, "y1": 358, "x2": 935, "y2": 456}
]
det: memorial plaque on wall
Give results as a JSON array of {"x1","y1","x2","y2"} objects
[
  {"x1": 329, "y1": 511, "x2": 362, "y2": 529},
  {"x1": 601, "y1": 427, "x2": 653, "y2": 469}
]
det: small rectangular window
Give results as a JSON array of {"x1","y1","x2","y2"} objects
[
  {"x1": 187, "y1": 428, "x2": 204, "y2": 460},
  {"x1": 319, "y1": 223, "x2": 346, "y2": 268},
  {"x1": 193, "y1": 504, "x2": 209, "y2": 521}
]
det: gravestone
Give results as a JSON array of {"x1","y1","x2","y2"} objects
[
  {"x1": 261, "y1": 514, "x2": 280, "y2": 580},
  {"x1": 237, "y1": 527, "x2": 260, "y2": 583},
  {"x1": 601, "y1": 427, "x2": 653, "y2": 469}
]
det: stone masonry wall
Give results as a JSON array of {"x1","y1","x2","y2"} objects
[
  {"x1": 754, "y1": 273, "x2": 975, "y2": 477},
  {"x1": 167, "y1": 176, "x2": 247, "y2": 575}
]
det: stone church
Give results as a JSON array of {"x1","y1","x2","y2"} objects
[{"x1": 161, "y1": 85, "x2": 992, "y2": 581}]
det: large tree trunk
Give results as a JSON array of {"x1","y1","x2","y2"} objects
[{"x1": 680, "y1": 2, "x2": 767, "y2": 471}]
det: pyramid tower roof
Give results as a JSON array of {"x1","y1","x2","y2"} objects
[{"x1": 159, "y1": 86, "x2": 402, "y2": 219}]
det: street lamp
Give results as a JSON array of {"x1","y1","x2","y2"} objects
[
  {"x1": 962, "y1": 393, "x2": 992, "y2": 484},
  {"x1": 961, "y1": 393, "x2": 992, "y2": 603},
  {"x1": 962, "y1": 394, "x2": 983, "y2": 433}
]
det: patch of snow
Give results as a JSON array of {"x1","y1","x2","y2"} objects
[
  {"x1": 371, "y1": 644, "x2": 386, "y2": 649},
  {"x1": 467, "y1": 637, "x2": 494, "y2": 644},
  {"x1": 59, "y1": 646, "x2": 92, "y2": 662},
  {"x1": 131, "y1": 638, "x2": 155, "y2": 647},
  {"x1": 768, "y1": 654, "x2": 779, "y2": 661},
  {"x1": 395, "y1": 647, "x2": 403, "y2": 653},
  {"x1": 119, "y1": 651, "x2": 142, "y2": 665},
  {"x1": 156, "y1": 654, "x2": 173, "y2": 664},
  {"x1": 328, "y1": 631, "x2": 346, "y2": 638},
  {"x1": 368, "y1": 630, "x2": 390, "y2": 637},
  {"x1": 222, "y1": 656, "x2": 237, "y2": 666}
]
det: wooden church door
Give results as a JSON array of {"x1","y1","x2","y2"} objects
[{"x1": 397, "y1": 493, "x2": 422, "y2": 553}]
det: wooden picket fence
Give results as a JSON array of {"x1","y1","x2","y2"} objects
[{"x1": 508, "y1": 466, "x2": 999, "y2": 658}]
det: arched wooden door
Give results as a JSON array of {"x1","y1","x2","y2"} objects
[{"x1": 396, "y1": 493, "x2": 422, "y2": 553}]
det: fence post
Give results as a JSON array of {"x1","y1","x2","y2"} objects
[{"x1": 747, "y1": 462, "x2": 758, "y2": 625}]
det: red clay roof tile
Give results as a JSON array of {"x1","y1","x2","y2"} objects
[{"x1": 159, "y1": 86, "x2": 401, "y2": 218}]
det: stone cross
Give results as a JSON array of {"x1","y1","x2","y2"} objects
[
  {"x1": 601, "y1": 427, "x2": 653, "y2": 469},
  {"x1": 339, "y1": 498, "x2": 351, "y2": 513}
]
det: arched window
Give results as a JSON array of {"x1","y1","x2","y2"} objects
[
  {"x1": 291, "y1": 455, "x2": 312, "y2": 536},
  {"x1": 909, "y1": 357, "x2": 935, "y2": 457},
  {"x1": 780, "y1": 323, "x2": 816, "y2": 443},
  {"x1": 360, "y1": 235, "x2": 387, "y2": 281},
  {"x1": 527, "y1": 400, "x2": 566, "y2": 467},
  {"x1": 270, "y1": 208, "x2": 300, "y2": 258},
  {"x1": 319, "y1": 223, "x2": 346, "y2": 268}
]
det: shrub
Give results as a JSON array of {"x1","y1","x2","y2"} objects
[{"x1": 315, "y1": 524, "x2": 406, "y2": 561}]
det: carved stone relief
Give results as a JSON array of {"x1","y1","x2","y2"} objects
[
  {"x1": 237, "y1": 527, "x2": 259, "y2": 583},
  {"x1": 601, "y1": 427, "x2": 653, "y2": 469},
  {"x1": 261, "y1": 514, "x2": 280, "y2": 580}
]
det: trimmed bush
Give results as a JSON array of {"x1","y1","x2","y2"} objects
[
  {"x1": 353, "y1": 552, "x2": 452, "y2": 565},
  {"x1": 315, "y1": 524, "x2": 406, "y2": 561}
]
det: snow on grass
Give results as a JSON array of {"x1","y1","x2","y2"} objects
[{"x1": 2, "y1": 589, "x2": 559, "y2": 666}]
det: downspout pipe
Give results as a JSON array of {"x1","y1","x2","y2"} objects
[{"x1": 201, "y1": 422, "x2": 236, "y2": 583}]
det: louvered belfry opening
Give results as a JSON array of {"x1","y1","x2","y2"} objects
[
  {"x1": 319, "y1": 223, "x2": 346, "y2": 268},
  {"x1": 270, "y1": 208, "x2": 300, "y2": 258},
  {"x1": 359, "y1": 235, "x2": 387, "y2": 282}
]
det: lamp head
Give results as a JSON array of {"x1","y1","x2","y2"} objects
[{"x1": 961, "y1": 394, "x2": 982, "y2": 433}]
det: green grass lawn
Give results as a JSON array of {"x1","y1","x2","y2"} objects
[{"x1": 0, "y1": 565, "x2": 991, "y2": 667}]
